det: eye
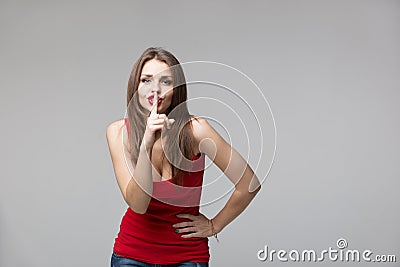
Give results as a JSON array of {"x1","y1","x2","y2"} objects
[
  {"x1": 161, "y1": 79, "x2": 173, "y2": 86},
  {"x1": 141, "y1": 78, "x2": 151, "y2": 84}
]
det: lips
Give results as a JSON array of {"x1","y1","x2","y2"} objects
[{"x1": 148, "y1": 96, "x2": 163, "y2": 106}]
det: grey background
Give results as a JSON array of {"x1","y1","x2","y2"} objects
[{"x1": 1, "y1": 0, "x2": 399, "y2": 266}]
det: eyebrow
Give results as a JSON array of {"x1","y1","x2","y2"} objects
[{"x1": 141, "y1": 74, "x2": 173, "y2": 78}]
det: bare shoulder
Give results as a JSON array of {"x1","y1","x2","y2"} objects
[
  {"x1": 190, "y1": 115, "x2": 206, "y2": 131},
  {"x1": 106, "y1": 118, "x2": 125, "y2": 140},
  {"x1": 190, "y1": 115, "x2": 231, "y2": 161},
  {"x1": 190, "y1": 116, "x2": 214, "y2": 141}
]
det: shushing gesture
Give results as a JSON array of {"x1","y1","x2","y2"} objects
[{"x1": 142, "y1": 91, "x2": 175, "y2": 149}]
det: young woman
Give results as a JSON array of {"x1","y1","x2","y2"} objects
[{"x1": 106, "y1": 47, "x2": 261, "y2": 267}]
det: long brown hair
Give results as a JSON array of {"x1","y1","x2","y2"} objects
[{"x1": 126, "y1": 47, "x2": 198, "y2": 185}]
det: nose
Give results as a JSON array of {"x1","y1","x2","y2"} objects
[{"x1": 151, "y1": 83, "x2": 161, "y2": 95}]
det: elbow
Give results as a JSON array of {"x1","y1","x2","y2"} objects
[
  {"x1": 250, "y1": 183, "x2": 261, "y2": 198},
  {"x1": 129, "y1": 205, "x2": 148, "y2": 214},
  {"x1": 126, "y1": 197, "x2": 150, "y2": 215},
  {"x1": 246, "y1": 176, "x2": 262, "y2": 195},
  {"x1": 234, "y1": 177, "x2": 262, "y2": 196},
  {"x1": 235, "y1": 184, "x2": 261, "y2": 199},
  {"x1": 245, "y1": 185, "x2": 261, "y2": 200},
  {"x1": 125, "y1": 179, "x2": 152, "y2": 214}
]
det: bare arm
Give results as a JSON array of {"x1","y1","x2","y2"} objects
[
  {"x1": 174, "y1": 117, "x2": 261, "y2": 238},
  {"x1": 106, "y1": 120, "x2": 153, "y2": 214},
  {"x1": 198, "y1": 118, "x2": 261, "y2": 233},
  {"x1": 106, "y1": 96, "x2": 175, "y2": 214}
]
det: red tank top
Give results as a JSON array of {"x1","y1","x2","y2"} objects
[{"x1": 112, "y1": 118, "x2": 210, "y2": 264}]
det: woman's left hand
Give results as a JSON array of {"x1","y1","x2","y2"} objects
[{"x1": 173, "y1": 213, "x2": 213, "y2": 238}]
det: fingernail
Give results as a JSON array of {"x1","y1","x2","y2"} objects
[{"x1": 175, "y1": 229, "x2": 179, "y2": 233}]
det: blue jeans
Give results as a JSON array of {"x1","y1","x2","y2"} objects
[{"x1": 111, "y1": 252, "x2": 209, "y2": 267}]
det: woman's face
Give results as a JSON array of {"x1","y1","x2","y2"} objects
[{"x1": 137, "y1": 59, "x2": 174, "y2": 114}]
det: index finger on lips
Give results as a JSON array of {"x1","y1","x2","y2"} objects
[{"x1": 150, "y1": 91, "x2": 158, "y2": 118}]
